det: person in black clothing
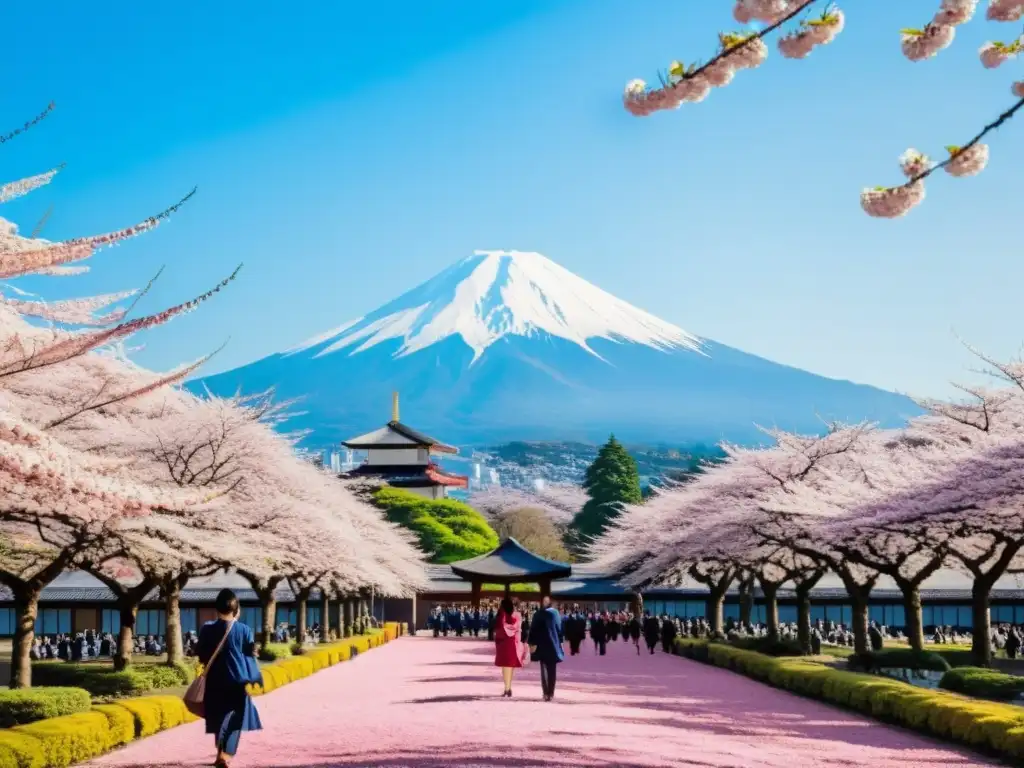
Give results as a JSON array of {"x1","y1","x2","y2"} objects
[
  {"x1": 591, "y1": 612, "x2": 608, "y2": 656},
  {"x1": 628, "y1": 613, "x2": 642, "y2": 655},
  {"x1": 565, "y1": 609, "x2": 583, "y2": 656},
  {"x1": 486, "y1": 606, "x2": 496, "y2": 642},
  {"x1": 642, "y1": 611, "x2": 660, "y2": 654},
  {"x1": 660, "y1": 615, "x2": 677, "y2": 653},
  {"x1": 607, "y1": 613, "x2": 620, "y2": 642}
]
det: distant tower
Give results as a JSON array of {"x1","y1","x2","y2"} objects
[
  {"x1": 473, "y1": 463, "x2": 481, "y2": 481},
  {"x1": 340, "y1": 392, "x2": 468, "y2": 499}
]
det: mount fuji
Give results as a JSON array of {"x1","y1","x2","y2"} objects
[{"x1": 191, "y1": 250, "x2": 920, "y2": 448}]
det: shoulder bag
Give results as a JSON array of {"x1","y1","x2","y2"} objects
[{"x1": 184, "y1": 620, "x2": 235, "y2": 717}]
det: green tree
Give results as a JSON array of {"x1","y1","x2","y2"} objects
[
  {"x1": 371, "y1": 487, "x2": 498, "y2": 563},
  {"x1": 570, "y1": 435, "x2": 642, "y2": 542}
]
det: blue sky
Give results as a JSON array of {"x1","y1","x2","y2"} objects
[{"x1": 3, "y1": 0, "x2": 1021, "y2": 399}]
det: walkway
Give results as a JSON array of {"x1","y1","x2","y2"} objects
[{"x1": 86, "y1": 635, "x2": 999, "y2": 768}]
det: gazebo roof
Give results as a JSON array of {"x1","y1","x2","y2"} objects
[{"x1": 448, "y1": 538, "x2": 572, "y2": 583}]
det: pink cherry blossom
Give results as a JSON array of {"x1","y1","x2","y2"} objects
[
  {"x1": 901, "y1": 23, "x2": 956, "y2": 61},
  {"x1": 987, "y1": 0, "x2": 1024, "y2": 22},
  {"x1": 934, "y1": 0, "x2": 978, "y2": 25},
  {"x1": 899, "y1": 148, "x2": 932, "y2": 178},
  {"x1": 860, "y1": 181, "x2": 926, "y2": 218},
  {"x1": 1014, "y1": 81, "x2": 1024, "y2": 97},
  {"x1": 945, "y1": 143, "x2": 989, "y2": 176}
]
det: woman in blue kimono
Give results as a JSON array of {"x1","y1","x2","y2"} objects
[{"x1": 197, "y1": 589, "x2": 263, "y2": 768}]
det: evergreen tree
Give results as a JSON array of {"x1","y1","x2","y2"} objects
[{"x1": 570, "y1": 435, "x2": 642, "y2": 542}]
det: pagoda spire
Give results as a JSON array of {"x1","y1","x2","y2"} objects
[{"x1": 391, "y1": 391, "x2": 399, "y2": 423}]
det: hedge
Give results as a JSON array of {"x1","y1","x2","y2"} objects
[
  {"x1": 31, "y1": 662, "x2": 195, "y2": 699},
  {"x1": 672, "y1": 637, "x2": 1024, "y2": 762},
  {"x1": 848, "y1": 648, "x2": 951, "y2": 673},
  {"x1": 257, "y1": 642, "x2": 293, "y2": 662},
  {"x1": 0, "y1": 689, "x2": 91, "y2": 728},
  {"x1": 0, "y1": 622, "x2": 401, "y2": 768},
  {"x1": 940, "y1": 667, "x2": 1024, "y2": 702}
]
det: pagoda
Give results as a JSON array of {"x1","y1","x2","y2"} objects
[{"x1": 340, "y1": 393, "x2": 468, "y2": 499}]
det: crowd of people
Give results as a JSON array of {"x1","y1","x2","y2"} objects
[
  {"x1": 429, "y1": 602, "x2": 1024, "y2": 663},
  {"x1": 28, "y1": 630, "x2": 170, "y2": 661}
]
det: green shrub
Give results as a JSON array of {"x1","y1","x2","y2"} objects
[
  {"x1": 0, "y1": 688, "x2": 91, "y2": 728},
  {"x1": 371, "y1": 487, "x2": 498, "y2": 563},
  {"x1": 848, "y1": 648, "x2": 951, "y2": 673},
  {"x1": 32, "y1": 661, "x2": 193, "y2": 698},
  {"x1": 0, "y1": 730, "x2": 45, "y2": 768},
  {"x1": 940, "y1": 667, "x2": 1024, "y2": 701},
  {"x1": 258, "y1": 642, "x2": 293, "y2": 662},
  {"x1": 729, "y1": 635, "x2": 805, "y2": 657},
  {"x1": 90, "y1": 704, "x2": 135, "y2": 747},
  {"x1": 934, "y1": 648, "x2": 978, "y2": 668},
  {"x1": 13, "y1": 710, "x2": 113, "y2": 768}
]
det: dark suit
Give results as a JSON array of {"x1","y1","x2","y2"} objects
[{"x1": 528, "y1": 606, "x2": 564, "y2": 699}]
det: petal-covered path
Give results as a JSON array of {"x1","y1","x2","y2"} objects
[{"x1": 86, "y1": 635, "x2": 1000, "y2": 768}]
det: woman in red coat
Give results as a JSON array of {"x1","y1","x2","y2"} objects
[{"x1": 493, "y1": 597, "x2": 527, "y2": 697}]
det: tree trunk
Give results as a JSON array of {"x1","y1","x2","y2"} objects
[
  {"x1": 850, "y1": 590, "x2": 870, "y2": 655},
  {"x1": 707, "y1": 586, "x2": 727, "y2": 634},
  {"x1": 9, "y1": 586, "x2": 40, "y2": 688},
  {"x1": 738, "y1": 577, "x2": 753, "y2": 627},
  {"x1": 297, "y1": 593, "x2": 308, "y2": 643},
  {"x1": 115, "y1": 603, "x2": 138, "y2": 671},
  {"x1": 971, "y1": 579, "x2": 994, "y2": 668},
  {"x1": 344, "y1": 598, "x2": 354, "y2": 637},
  {"x1": 761, "y1": 581, "x2": 780, "y2": 641},
  {"x1": 358, "y1": 598, "x2": 368, "y2": 634},
  {"x1": 899, "y1": 582, "x2": 925, "y2": 652},
  {"x1": 630, "y1": 592, "x2": 643, "y2": 618},
  {"x1": 323, "y1": 593, "x2": 331, "y2": 641},
  {"x1": 162, "y1": 577, "x2": 185, "y2": 667},
  {"x1": 795, "y1": 584, "x2": 813, "y2": 655},
  {"x1": 258, "y1": 589, "x2": 277, "y2": 647}
]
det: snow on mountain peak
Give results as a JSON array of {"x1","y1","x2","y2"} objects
[{"x1": 289, "y1": 250, "x2": 704, "y2": 363}]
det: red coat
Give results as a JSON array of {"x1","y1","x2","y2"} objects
[{"x1": 493, "y1": 610, "x2": 528, "y2": 668}]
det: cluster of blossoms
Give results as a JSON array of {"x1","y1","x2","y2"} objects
[
  {"x1": 860, "y1": 142, "x2": 990, "y2": 218},
  {"x1": 979, "y1": 37, "x2": 1023, "y2": 67},
  {"x1": 623, "y1": 1, "x2": 1020, "y2": 218},
  {"x1": 733, "y1": 0, "x2": 813, "y2": 25},
  {"x1": 623, "y1": 3, "x2": 841, "y2": 117},
  {"x1": 778, "y1": 6, "x2": 845, "y2": 59},
  {"x1": 987, "y1": 0, "x2": 1024, "y2": 21}
]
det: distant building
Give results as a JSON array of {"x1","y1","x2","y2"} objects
[{"x1": 340, "y1": 392, "x2": 468, "y2": 499}]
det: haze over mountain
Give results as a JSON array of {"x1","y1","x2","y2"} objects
[{"x1": 190, "y1": 250, "x2": 921, "y2": 448}]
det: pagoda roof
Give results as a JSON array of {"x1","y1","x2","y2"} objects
[
  {"x1": 449, "y1": 538, "x2": 572, "y2": 583},
  {"x1": 344, "y1": 463, "x2": 468, "y2": 489},
  {"x1": 341, "y1": 421, "x2": 458, "y2": 454}
]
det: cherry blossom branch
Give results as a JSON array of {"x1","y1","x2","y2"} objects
[
  {"x1": 905, "y1": 96, "x2": 1024, "y2": 186},
  {"x1": 0, "y1": 102, "x2": 55, "y2": 145},
  {"x1": 681, "y1": 0, "x2": 821, "y2": 84},
  {"x1": 30, "y1": 205, "x2": 54, "y2": 239}
]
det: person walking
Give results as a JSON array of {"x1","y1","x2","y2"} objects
[
  {"x1": 197, "y1": 589, "x2": 263, "y2": 768},
  {"x1": 642, "y1": 611, "x2": 660, "y2": 655},
  {"x1": 528, "y1": 596, "x2": 564, "y2": 702},
  {"x1": 628, "y1": 612, "x2": 642, "y2": 656},
  {"x1": 493, "y1": 597, "x2": 527, "y2": 697}
]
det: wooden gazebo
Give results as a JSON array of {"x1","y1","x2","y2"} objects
[{"x1": 448, "y1": 538, "x2": 572, "y2": 607}]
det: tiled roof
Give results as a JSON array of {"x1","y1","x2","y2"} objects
[{"x1": 449, "y1": 538, "x2": 572, "y2": 581}]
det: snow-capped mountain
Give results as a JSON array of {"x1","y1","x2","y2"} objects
[{"x1": 191, "y1": 250, "x2": 920, "y2": 447}]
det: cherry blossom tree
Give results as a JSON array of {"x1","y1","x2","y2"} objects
[{"x1": 621, "y1": 0, "x2": 1022, "y2": 219}]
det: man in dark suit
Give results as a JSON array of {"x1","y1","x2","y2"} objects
[{"x1": 528, "y1": 596, "x2": 564, "y2": 702}]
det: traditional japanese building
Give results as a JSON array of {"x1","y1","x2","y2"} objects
[{"x1": 340, "y1": 393, "x2": 468, "y2": 499}]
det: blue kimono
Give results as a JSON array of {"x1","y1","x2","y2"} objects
[{"x1": 197, "y1": 619, "x2": 263, "y2": 757}]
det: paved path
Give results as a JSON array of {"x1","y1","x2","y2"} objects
[{"x1": 86, "y1": 635, "x2": 1000, "y2": 768}]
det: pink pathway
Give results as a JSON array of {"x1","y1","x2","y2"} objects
[{"x1": 85, "y1": 635, "x2": 1001, "y2": 768}]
